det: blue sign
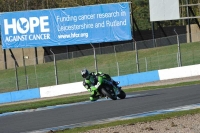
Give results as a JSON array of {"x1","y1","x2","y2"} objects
[{"x1": 1, "y1": 2, "x2": 132, "y2": 49}]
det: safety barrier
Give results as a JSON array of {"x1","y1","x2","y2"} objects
[
  {"x1": 158, "y1": 64, "x2": 200, "y2": 80},
  {"x1": 40, "y1": 82, "x2": 85, "y2": 98},
  {"x1": 0, "y1": 88, "x2": 40, "y2": 104},
  {"x1": 0, "y1": 64, "x2": 200, "y2": 104}
]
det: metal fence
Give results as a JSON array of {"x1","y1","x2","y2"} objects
[{"x1": 0, "y1": 32, "x2": 200, "y2": 93}]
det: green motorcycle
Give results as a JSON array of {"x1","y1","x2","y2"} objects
[{"x1": 96, "y1": 80, "x2": 126, "y2": 100}]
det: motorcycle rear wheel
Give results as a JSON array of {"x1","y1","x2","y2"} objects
[{"x1": 101, "y1": 87, "x2": 117, "y2": 100}]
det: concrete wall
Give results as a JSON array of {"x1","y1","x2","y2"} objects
[
  {"x1": 187, "y1": 24, "x2": 200, "y2": 43},
  {"x1": 0, "y1": 48, "x2": 4, "y2": 70},
  {"x1": 0, "y1": 46, "x2": 44, "y2": 70},
  {"x1": 0, "y1": 88, "x2": 40, "y2": 104}
]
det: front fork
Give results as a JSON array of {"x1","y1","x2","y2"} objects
[
  {"x1": 104, "y1": 80, "x2": 120, "y2": 95},
  {"x1": 113, "y1": 86, "x2": 120, "y2": 95}
]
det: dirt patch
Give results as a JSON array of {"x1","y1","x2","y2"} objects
[{"x1": 83, "y1": 114, "x2": 200, "y2": 133}]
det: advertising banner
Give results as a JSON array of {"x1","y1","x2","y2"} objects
[
  {"x1": 149, "y1": 0, "x2": 180, "y2": 21},
  {"x1": 1, "y1": 2, "x2": 132, "y2": 49}
]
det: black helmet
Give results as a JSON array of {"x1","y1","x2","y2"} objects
[{"x1": 81, "y1": 69, "x2": 89, "y2": 78}]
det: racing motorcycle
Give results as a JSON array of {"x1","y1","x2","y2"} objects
[{"x1": 96, "y1": 81, "x2": 126, "y2": 100}]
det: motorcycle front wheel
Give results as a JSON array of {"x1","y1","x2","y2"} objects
[
  {"x1": 117, "y1": 90, "x2": 126, "y2": 99},
  {"x1": 101, "y1": 87, "x2": 117, "y2": 100}
]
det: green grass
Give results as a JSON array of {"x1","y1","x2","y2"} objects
[{"x1": 0, "y1": 42, "x2": 200, "y2": 92}]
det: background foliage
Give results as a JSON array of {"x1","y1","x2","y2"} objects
[{"x1": 0, "y1": 0, "x2": 199, "y2": 30}]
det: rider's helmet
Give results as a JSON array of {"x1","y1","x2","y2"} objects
[{"x1": 81, "y1": 69, "x2": 89, "y2": 78}]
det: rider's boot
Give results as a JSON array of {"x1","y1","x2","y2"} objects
[{"x1": 90, "y1": 96, "x2": 98, "y2": 101}]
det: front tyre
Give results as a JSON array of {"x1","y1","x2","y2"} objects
[
  {"x1": 117, "y1": 90, "x2": 126, "y2": 99},
  {"x1": 101, "y1": 87, "x2": 117, "y2": 100}
]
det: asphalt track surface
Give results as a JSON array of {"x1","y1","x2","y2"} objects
[{"x1": 0, "y1": 84, "x2": 200, "y2": 133}]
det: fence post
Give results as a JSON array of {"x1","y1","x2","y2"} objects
[
  {"x1": 3, "y1": 49, "x2": 7, "y2": 69},
  {"x1": 176, "y1": 52, "x2": 179, "y2": 66},
  {"x1": 114, "y1": 46, "x2": 120, "y2": 76},
  {"x1": 90, "y1": 44, "x2": 98, "y2": 73},
  {"x1": 151, "y1": 22, "x2": 156, "y2": 47},
  {"x1": 34, "y1": 63, "x2": 39, "y2": 88},
  {"x1": 11, "y1": 55, "x2": 19, "y2": 91},
  {"x1": 157, "y1": 52, "x2": 160, "y2": 69},
  {"x1": 71, "y1": 52, "x2": 77, "y2": 82},
  {"x1": 145, "y1": 57, "x2": 148, "y2": 71},
  {"x1": 174, "y1": 29, "x2": 182, "y2": 67},
  {"x1": 50, "y1": 49, "x2": 58, "y2": 85},
  {"x1": 133, "y1": 39, "x2": 140, "y2": 73},
  {"x1": 22, "y1": 48, "x2": 29, "y2": 89}
]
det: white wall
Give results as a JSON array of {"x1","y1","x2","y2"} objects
[
  {"x1": 158, "y1": 64, "x2": 200, "y2": 80},
  {"x1": 39, "y1": 64, "x2": 200, "y2": 98},
  {"x1": 40, "y1": 82, "x2": 86, "y2": 98}
]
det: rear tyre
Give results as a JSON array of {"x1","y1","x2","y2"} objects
[
  {"x1": 117, "y1": 90, "x2": 126, "y2": 99},
  {"x1": 101, "y1": 87, "x2": 117, "y2": 100}
]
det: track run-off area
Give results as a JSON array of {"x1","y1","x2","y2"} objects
[{"x1": 0, "y1": 84, "x2": 200, "y2": 133}]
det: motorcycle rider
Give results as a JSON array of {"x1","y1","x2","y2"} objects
[{"x1": 81, "y1": 69, "x2": 121, "y2": 101}]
